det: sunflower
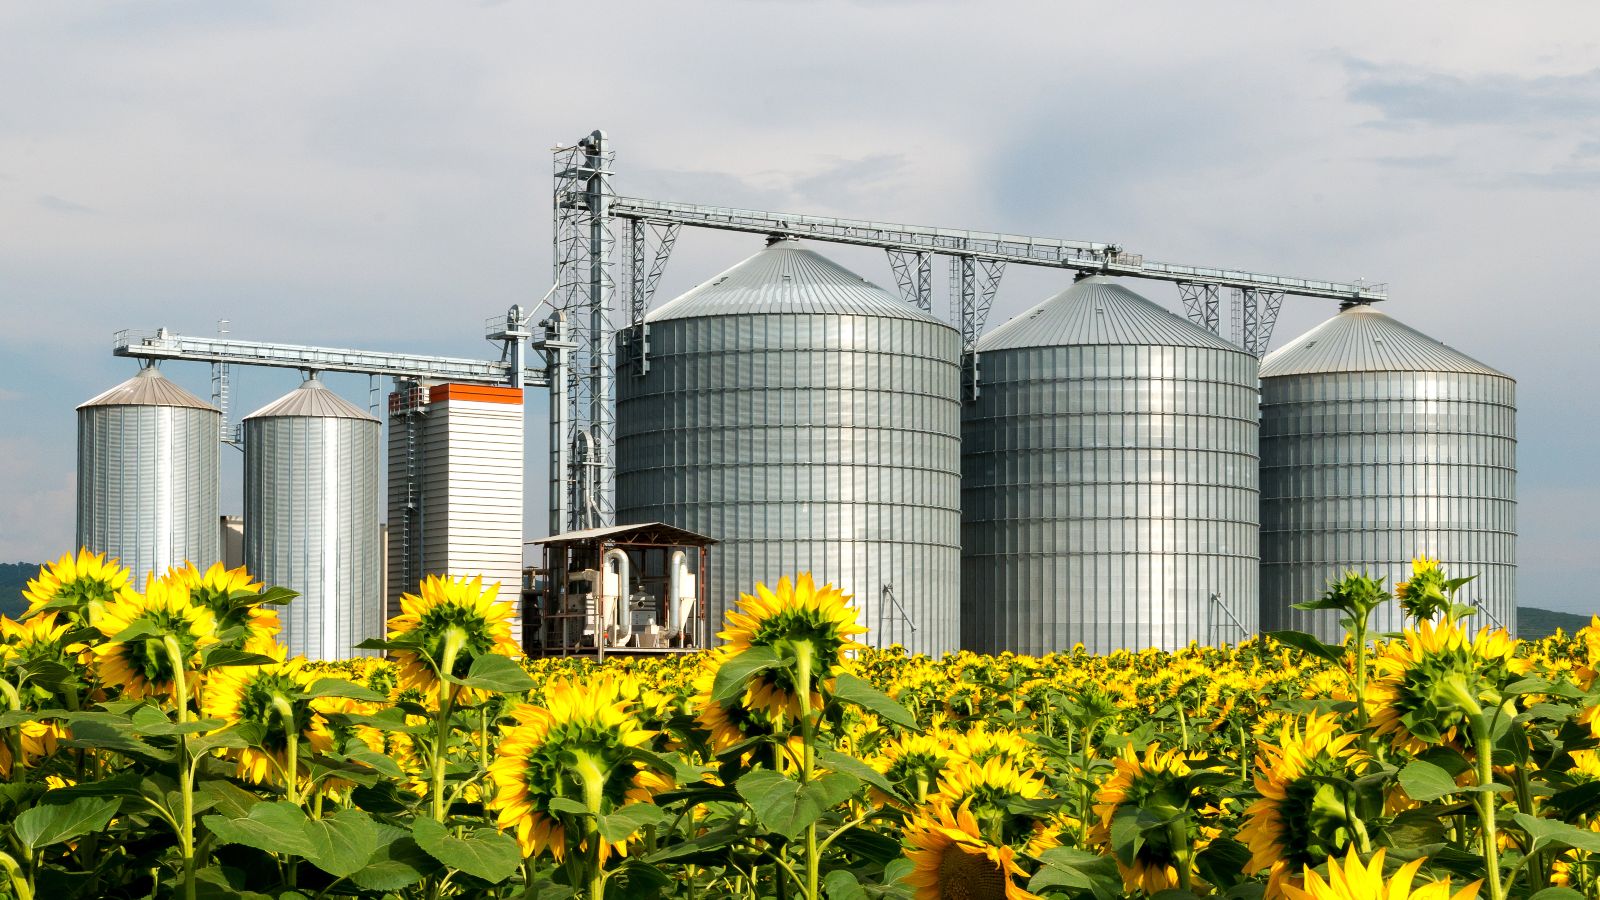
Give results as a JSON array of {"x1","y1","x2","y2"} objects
[
  {"x1": 23, "y1": 549, "x2": 132, "y2": 627},
  {"x1": 388, "y1": 575, "x2": 519, "y2": 696},
  {"x1": 0, "y1": 718, "x2": 68, "y2": 777},
  {"x1": 488, "y1": 675, "x2": 672, "y2": 863},
  {"x1": 716, "y1": 573, "x2": 867, "y2": 723},
  {"x1": 1282, "y1": 848, "x2": 1480, "y2": 900},
  {"x1": 162, "y1": 562, "x2": 280, "y2": 652},
  {"x1": 0, "y1": 613, "x2": 74, "y2": 665},
  {"x1": 203, "y1": 650, "x2": 332, "y2": 786},
  {"x1": 902, "y1": 801, "x2": 1042, "y2": 900},
  {"x1": 1366, "y1": 620, "x2": 1530, "y2": 755},
  {"x1": 872, "y1": 732, "x2": 959, "y2": 808},
  {"x1": 1395, "y1": 556, "x2": 1451, "y2": 623},
  {"x1": 1090, "y1": 743, "x2": 1203, "y2": 894},
  {"x1": 957, "y1": 726, "x2": 1047, "y2": 771},
  {"x1": 91, "y1": 577, "x2": 217, "y2": 701},
  {"x1": 692, "y1": 646, "x2": 793, "y2": 754},
  {"x1": 1238, "y1": 712, "x2": 1370, "y2": 897}
]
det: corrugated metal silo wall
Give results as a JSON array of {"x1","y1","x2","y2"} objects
[
  {"x1": 244, "y1": 416, "x2": 382, "y2": 660},
  {"x1": 616, "y1": 313, "x2": 963, "y2": 655},
  {"x1": 1259, "y1": 371, "x2": 1517, "y2": 639},
  {"x1": 77, "y1": 405, "x2": 221, "y2": 588},
  {"x1": 961, "y1": 344, "x2": 1260, "y2": 654}
]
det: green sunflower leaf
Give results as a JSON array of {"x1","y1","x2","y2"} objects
[
  {"x1": 1263, "y1": 630, "x2": 1346, "y2": 665},
  {"x1": 1397, "y1": 759, "x2": 1459, "y2": 802},
  {"x1": 303, "y1": 809, "x2": 383, "y2": 879},
  {"x1": 200, "y1": 647, "x2": 279, "y2": 670},
  {"x1": 350, "y1": 825, "x2": 441, "y2": 891},
  {"x1": 830, "y1": 672, "x2": 917, "y2": 729},
  {"x1": 737, "y1": 769, "x2": 858, "y2": 839},
  {"x1": 1515, "y1": 813, "x2": 1600, "y2": 855},
  {"x1": 597, "y1": 803, "x2": 667, "y2": 843},
  {"x1": 203, "y1": 801, "x2": 319, "y2": 858},
  {"x1": 301, "y1": 678, "x2": 387, "y2": 702},
  {"x1": 188, "y1": 726, "x2": 255, "y2": 757},
  {"x1": 823, "y1": 869, "x2": 868, "y2": 900},
  {"x1": 1028, "y1": 846, "x2": 1120, "y2": 893},
  {"x1": 446, "y1": 654, "x2": 536, "y2": 693},
  {"x1": 13, "y1": 796, "x2": 121, "y2": 852},
  {"x1": 412, "y1": 818, "x2": 521, "y2": 883},
  {"x1": 712, "y1": 646, "x2": 783, "y2": 704},
  {"x1": 1195, "y1": 838, "x2": 1251, "y2": 889},
  {"x1": 815, "y1": 745, "x2": 904, "y2": 803},
  {"x1": 548, "y1": 797, "x2": 591, "y2": 818}
]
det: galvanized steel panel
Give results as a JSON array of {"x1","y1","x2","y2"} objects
[
  {"x1": 76, "y1": 369, "x2": 221, "y2": 589},
  {"x1": 618, "y1": 242, "x2": 962, "y2": 654},
  {"x1": 962, "y1": 279, "x2": 1260, "y2": 655},
  {"x1": 245, "y1": 381, "x2": 382, "y2": 660},
  {"x1": 1260, "y1": 307, "x2": 1517, "y2": 639}
]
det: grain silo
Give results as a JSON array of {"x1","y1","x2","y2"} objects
[
  {"x1": 1259, "y1": 304, "x2": 1516, "y2": 639},
  {"x1": 244, "y1": 376, "x2": 382, "y2": 660},
  {"x1": 615, "y1": 238, "x2": 963, "y2": 654},
  {"x1": 77, "y1": 365, "x2": 221, "y2": 588},
  {"x1": 961, "y1": 277, "x2": 1260, "y2": 655}
]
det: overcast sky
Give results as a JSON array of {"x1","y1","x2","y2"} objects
[{"x1": 2, "y1": 2, "x2": 1596, "y2": 614}]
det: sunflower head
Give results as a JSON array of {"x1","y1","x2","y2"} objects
[
  {"x1": 0, "y1": 613, "x2": 74, "y2": 666},
  {"x1": 91, "y1": 577, "x2": 218, "y2": 701},
  {"x1": 873, "y1": 732, "x2": 959, "y2": 808},
  {"x1": 1091, "y1": 743, "x2": 1205, "y2": 894},
  {"x1": 488, "y1": 675, "x2": 671, "y2": 863},
  {"x1": 902, "y1": 801, "x2": 1042, "y2": 900},
  {"x1": 1395, "y1": 556, "x2": 1453, "y2": 624},
  {"x1": 1367, "y1": 620, "x2": 1530, "y2": 754},
  {"x1": 203, "y1": 651, "x2": 331, "y2": 786},
  {"x1": 1282, "y1": 848, "x2": 1481, "y2": 900},
  {"x1": 1238, "y1": 713, "x2": 1370, "y2": 897},
  {"x1": 24, "y1": 549, "x2": 132, "y2": 627},
  {"x1": 162, "y1": 562, "x2": 280, "y2": 651},
  {"x1": 388, "y1": 575, "x2": 519, "y2": 695},
  {"x1": 716, "y1": 574, "x2": 867, "y2": 722}
]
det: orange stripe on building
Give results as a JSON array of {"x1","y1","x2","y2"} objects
[{"x1": 428, "y1": 384, "x2": 524, "y2": 405}]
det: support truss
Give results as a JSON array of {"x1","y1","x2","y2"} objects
[
  {"x1": 886, "y1": 248, "x2": 933, "y2": 311},
  {"x1": 1177, "y1": 282, "x2": 1222, "y2": 336},
  {"x1": 624, "y1": 218, "x2": 681, "y2": 326},
  {"x1": 952, "y1": 256, "x2": 1006, "y2": 402},
  {"x1": 553, "y1": 131, "x2": 615, "y2": 531}
]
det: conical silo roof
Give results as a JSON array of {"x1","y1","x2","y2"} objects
[
  {"x1": 244, "y1": 376, "x2": 379, "y2": 421},
  {"x1": 1261, "y1": 304, "x2": 1509, "y2": 378},
  {"x1": 78, "y1": 366, "x2": 216, "y2": 411},
  {"x1": 647, "y1": 239, "x2": 942, "y2": 324},
  {"x1": 977, "y1": 276, "x2": 1240, "y2": 352}
]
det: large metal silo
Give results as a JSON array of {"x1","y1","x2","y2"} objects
[
  {"x1": 1260, "y1": 304, "x2": 1516, "y2": 639},
  {"x1": 961, "y1": 277, "x2": 1260, "y2": 655},
  {"x1": 77, "y1": 366, "x2": 221, "y2": 588},
  {"x1": 615, "y1": 239, "x2": 963, "y2": 654},
  {"x1": 244, "y1": 376, "x2": 382, "y2": 660}
]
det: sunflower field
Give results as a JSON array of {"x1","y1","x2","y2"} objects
[{"x1": 4, "y1": 553, "x2": 1600, "y2": 900}]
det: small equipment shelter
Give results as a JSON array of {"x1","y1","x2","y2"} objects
[{"x1": 523, "y1": 522, "x2": 717, "y2": 659}]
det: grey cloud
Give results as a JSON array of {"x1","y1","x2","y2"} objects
[
  {"x1": 37, "y1": 194, "x2": 93, "y2": 213},
  {"x1": 1347, "y1": 59, "x2": 1600, "y2": 126}
]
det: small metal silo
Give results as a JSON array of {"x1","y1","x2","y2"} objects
[
  {"x1": 244, "y1": 376, "x2": 382, "y2": 660},
  {"x1": 77, "y1": 366, "x2": 221, "y2": 588},
  {"x1": 1259, "y1": 304, "x2": 1517, "y2": 639},
  {"x1": 615, "y1": 239, "x2": 963, "y2": 654},
  {"x1": 961, "y1": 277, "x2": 1261, "y2": 655}
]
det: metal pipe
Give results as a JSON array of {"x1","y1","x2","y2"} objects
[{"x1": 602, "y1": 547, "x2": 631, "y2": 646}]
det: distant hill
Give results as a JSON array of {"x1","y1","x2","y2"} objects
[
  {"x1": 1518, "y1": 605, "x2": 1593, "y2": 640},
  {"x1": 0, "y1": 563, "x2": 34, "y2": 619}
]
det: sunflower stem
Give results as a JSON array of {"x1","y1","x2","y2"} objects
[
  {"x1": 574, "y1": 754, "x2": 609, "y2": 900},
  {"x1": 1468, "y1": 712, "x2": 1505, "y2": 900},
  {"x1": 1166, "y1": 812, "x2": 1193, "y2": 894},
  {"x1": 793, "y1": 641, "x2": 820, "y2": 900},
  {"x1": 272, "y1": 695, "x2": 301, "y2": 807},
  {"x1": 432, "y1": 628, "x2": 467, "y2": 823},
  {"x1": 1352, "y1": 620, "x2": 1370, "y2": 729},
  {"x1": 160, "y1": 635, "x2": 197, "y2": 900}
]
